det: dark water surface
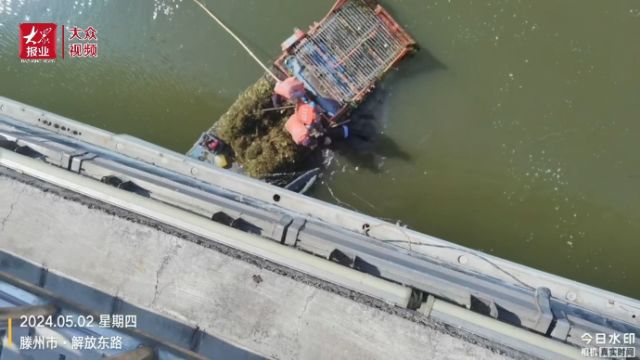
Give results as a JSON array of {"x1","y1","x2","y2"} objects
[{"x1": 1, "y1": 0, "x2": 639, "y2": 297}]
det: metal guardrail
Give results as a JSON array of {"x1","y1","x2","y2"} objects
[
  {"x1": 0, "y1": 95, "x2": 632, "y2": 324},
  {"x1": 0, "y1": 96, "x2": 638, "y2": 356}
]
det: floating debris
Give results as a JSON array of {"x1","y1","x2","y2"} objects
[{"x1": 212, "y1": 76, "x2": 309, "y2": 178}]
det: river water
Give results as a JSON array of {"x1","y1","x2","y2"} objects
[{"x1": 1, "y1": 0, "x2": 638, "y2": 298}]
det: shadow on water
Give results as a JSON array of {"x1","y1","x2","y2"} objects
[
  {"x1": 327, "y1": 47, "x2": 445, "y2": 173},
  {"x1": 396, "y1": 46, "x2": 448, "y2": 78},
  {"x1": 332, "y1": 125, "x2": 412, "y2": 173}
]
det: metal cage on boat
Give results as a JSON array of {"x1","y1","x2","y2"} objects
[{"x1": 275, "y1": 0, "x2": 416, "y2": 121}]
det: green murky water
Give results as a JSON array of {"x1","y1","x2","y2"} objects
[{"x1": 1, "y1": 0, "x2": 638, "y2": 297}]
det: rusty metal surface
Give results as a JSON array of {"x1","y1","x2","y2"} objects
[{"x1": 279, "y1": 0, "x2": 415, "y2": 105}]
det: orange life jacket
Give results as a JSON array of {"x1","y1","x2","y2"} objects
[{"x1": 285, "y1": 113, "x2": 310, "y2": 145}]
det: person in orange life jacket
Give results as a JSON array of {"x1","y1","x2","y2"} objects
[{"x1": 273, "y1": 77, "x2": 306, "y2": 108}]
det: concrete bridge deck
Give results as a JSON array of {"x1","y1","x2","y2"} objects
[{"x1": 0, "y1": 166, "x2": 516, "y2": 360}]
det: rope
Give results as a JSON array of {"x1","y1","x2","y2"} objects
[
  {"x1": 191, "y1": 0, "x2": 280, "y2": 82},
  {"x1": 260, "y1": 105, "x2": 296, "y2": 113}
]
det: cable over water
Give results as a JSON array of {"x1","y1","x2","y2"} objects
[{"x1": 191, "y1": 0, "x2": 279, "y2": 81}]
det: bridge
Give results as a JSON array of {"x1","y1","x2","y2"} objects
[{"x1": 0, "y1": 96, "x2": 638, "y2": 359}]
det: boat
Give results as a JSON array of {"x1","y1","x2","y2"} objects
[
  {"x1": 187, "y1": 132, "x2": 321, "y2": 194},
  {"x1": 187, "y1": 0, "x2": 416, "y2": 193}
]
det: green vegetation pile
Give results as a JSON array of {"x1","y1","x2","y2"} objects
[{"x1": 213, "y1": 75, "x2": 310, "y2": 178}]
